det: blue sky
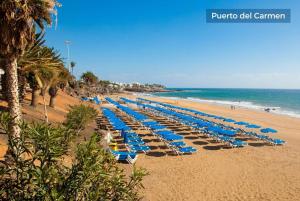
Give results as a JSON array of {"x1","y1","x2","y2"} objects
[{"x1": 45, "y1": 0, "x2": 300, "y2": 89}]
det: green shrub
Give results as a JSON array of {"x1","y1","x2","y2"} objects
[
  {"x1": 65, "y1": 104, "x2": 98, "y2": 131},
  {"x1": 0, "y1": 112, "x2": 147, "y2": 201}
]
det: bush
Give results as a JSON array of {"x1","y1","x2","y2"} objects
[
  {"x1": 0, "y1": 112, "x2": 147, "y2": 201},
  {"x1": 65, "y1": 104, "x2": 98, "y2": 131}
]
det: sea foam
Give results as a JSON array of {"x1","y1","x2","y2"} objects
[{"x1": 140, "y1": 94, "x2": 300, "y2": 119}]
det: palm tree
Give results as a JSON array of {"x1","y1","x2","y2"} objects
[
  {"x1": 26, "y1": 72, "x2": 40, "y2": 107},
  {"x1": 21, "y1": 44, "x2": 64, "y2": 108},
  {"x1": 48, "y1": 67, "x2": 71, "y2": 108},
  {"x1": 81, "y1": 71, "x2": 98, "y2": 86},
  {"x1": 19, "y1": 33, "x2": 45, "y2": 107},
  {"x1": 35, "y1": 67, "x2": 54, "y2": 123},
  {"x1": 0, "y1": 0, "x2": 58, "y2": 138},
  {"x1": 70, "y1": 61, "x2": 76, "y2": 76},
  {"x1": 22, "y1": 46, "x2": 65, "y2": 122}
]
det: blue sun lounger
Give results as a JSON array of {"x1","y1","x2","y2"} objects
[
  {"x1": 126, "y1": 136, "x2": 144, "y2": 142},
  {"x1": 127, "y1": 140, "x2": 144, "y2": 146},
  {"x1": 230, "y1": 140, "x2": 247, "y2": 147},
  {"x1": 81, "y1": 97, "x2": 89, "y2": 101},
  {"x1": 169, "y1": 141, "x2": 186, "y2": 148},
  {"x1": 125, "y1": 134, "x2": 144, "y2": 143},
  {"x1": 128, "y1": 145, "x2": 151, "y2": 153},
  {"x1": 246, "y1": 124, "x2": 261, "y2": 129},
  {"x1": 256, "y1": 134, "x2": 270, "y2": 141},
  {"x1": 224, "y1": 118, "x2": 235, "y2": 123},
  {"x1": 150, "y1": 124, "x2": 167, "y2": 130},
  {"x1": 157, "y1": 131, "x2": 183, "y2": 141},
  {"x1": 269, "y1": 138, "x2": 285, "y2": 145},
  {"x1": 177, "y1": 146, "x2": 197, "y2": 154},
  {"x1": 142, "y1": 121, "x2": 166, "y2": 130},
  {"x1": 218, "y1": 136, "x2": 233, "y2": 142},
  {"x1": 111, "y1": 150, "x2": 138, "y2": 164},
  {"x1": 261, "y1": 128, "x2": 277, "y2": 133}
]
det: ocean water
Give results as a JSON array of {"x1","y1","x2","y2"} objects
[{"x1": 150, "y1": 88, "x2": 300, "y2": 118}]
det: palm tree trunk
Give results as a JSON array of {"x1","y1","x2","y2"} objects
[
  {"x1": 40, "y1": 87, "x2": 49, "y2": 123},
  {"x1": 48, "y1": 86, "x2": 58, "y2": 108},
  {"x1": 31, "y1": 88, "x2": 40, "y2": 107},
  {"x1": 42, "y1": 95, "x2": 49, "y2": 123},
  {"x1": 4, "y1": 58, "x2": 21, "y2": 138},
  {"x1": 49, "y1": 95, "x2": 56, "y2": 108},
  {"x1": 0, "y1": 72, "x2": 7, "y2": 100},
  {"x1": 18, "y1": 72, "x2": 27, "y2": 103}
]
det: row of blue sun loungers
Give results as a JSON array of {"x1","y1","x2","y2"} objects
[
  {"x1": 122, "y1": 97, "x2": 285, "y2": 146},
  {"x1": 121, "y1": 98, "x2": 247, "y2": 148},
  {"x1": 102, "y1": 107, "x2": 152, "y2": 163},
  {"x1": 138, "y1": 98, "x2": 286, "y2": 145},
  {"x1": 106, "y1": 98, "x2": 197, "y2": 154},
  {"x1": 144, "y1": 99, "x2": 285, "y2": 146},
  {"x1": 102, "y1": 107, "x2": 150, "y2": 153},
  {"x1": 137, "y1": 98, "x2": 280, "y2": 134},
  {"x1": 244, "y1": 132, "x2": 285, "y2": 145}
]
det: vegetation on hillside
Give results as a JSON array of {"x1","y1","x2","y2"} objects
[
  {"x1": 81, "y1": 71, "x2": 99, "y2": 86},
  {"x1": 66, "y1": 71, "x2": 166, "y2": 99},
  {"x1": 65, "y1": 104, "x2": 98, "y2": 132}
]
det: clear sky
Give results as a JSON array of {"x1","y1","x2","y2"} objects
[{"x1": 45, "y1": 0, "x2": 300, "y2": 89}]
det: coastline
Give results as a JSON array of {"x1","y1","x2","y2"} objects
[
  {"x1": 130, "y1": 93, "x2": 300, "y2": 131},
  {"x1": 139, "y1": 91, "x2": 300, "y2": 119}
]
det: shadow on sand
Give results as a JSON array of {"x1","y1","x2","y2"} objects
[
  {"x1": 158, "y1": 145, "x2": 169, "y2": 150},
  {"x1": 203, "y1": 145, "x2": 225, "y2": 150},
  {"x1": 248, "y1": 142, "x2": 270, "y2": 147},
  {"x1": 144, "y1": 139, "x2": 161, "y2": 143},
  {"x1": 148, "y1": 145, "x2": 159, "y2": 150},
  {"x1": 184, "y1": 136, "x2": 198, "y2": 140},
  {"x1": 146, "y1": 151, "x2": 166, "y2": 157},
  {"x1": 192, "y1": 140, "x2": 209, "y2": 146},
  {"x1": 176, "y1": 132, "x2": 191, "y2": 136}
]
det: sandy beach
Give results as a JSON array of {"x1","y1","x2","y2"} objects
[
  {"x1": 113, "y1": 94, "x2": 300, "y2": 201},
  {"x1": 1, "y1": 92, "x2": 300, "y2": 201}
]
